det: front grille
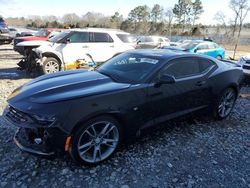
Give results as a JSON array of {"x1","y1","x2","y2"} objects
[
  {"x1": 6, "y1": 107, "x2": 28, "y2": 123},
  {"x1": 243, "y1": 65, "x2": 250, "y2": 70},
  {"x1": 14, "y1": 38, "x2": 22, "y2": 47}
]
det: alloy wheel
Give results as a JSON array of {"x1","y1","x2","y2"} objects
[
  {"x1": 44, "y1": 61, "x2": 59, "y2": 74},
  {"x1": 77, "y1": 121, "x2": 119, "y2": 164},
  {"x1": 218, "y1": 89, "x2": 236, "y2": 118}
]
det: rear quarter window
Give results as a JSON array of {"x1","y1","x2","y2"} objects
[
  {"x1": 198, "y1": 58, "x2": 216, "y2": 72},
  {"x1": 92, "y1": 32, "x2": 113, "y2": 43}
]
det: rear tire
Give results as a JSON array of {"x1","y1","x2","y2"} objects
[
  {"x1": 213, "y1": 88, "x2": 237, "y2": 120},
  {"x1": 42, "y1": 57, "x2": 60, "y2": 74},
  {"x1": 69, "y1": 116, "x2": 122, "y2": 166}
]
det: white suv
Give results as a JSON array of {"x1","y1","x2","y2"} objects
[{"x1": 32, "y1": 28, "x2": 136, "y2": 74}]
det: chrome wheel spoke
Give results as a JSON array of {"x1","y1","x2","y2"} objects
[
  {"x1": 91, "y1": 125, "x2": 97, "y2": 137},
  {"x1": 80, "y1": 145, "x2": 93, "y2": 156},
  {"x1": 85, "y1": 130, "x2": 95, "y2": 138},
  {"x1": 99, "y1": 123, "x2": 110, "y2": 135},
  {"x1": 103, "y1": 138, "x2": 118, "y2": 143},
  {"x1": 45, "y1": 61, "x2": 59, "y2": 73},
  {"x1": 104, "y1": 125, "x2": 115, "y2": 136},
  {"x1": 79, "y1": 141, "x2": 92, "y2": 150},
  {"x1": 93, "y1": 146, "x2": 98, "y2": 162}
]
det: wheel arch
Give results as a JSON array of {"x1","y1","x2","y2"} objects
[
  {"x1": 70, "y1": 112, "x2": 127, "y2": 139},
  {"x1": 42, "y1": 52, "x2": 63, "y2": 66}
]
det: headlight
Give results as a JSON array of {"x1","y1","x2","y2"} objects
[
  {"x1": 32, "y1": 114, "x2": 56, "y2": 126},
  {"x1": 7, "y1": 87, "x2": 21, "y2": 100}
]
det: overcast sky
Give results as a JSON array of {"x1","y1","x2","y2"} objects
[{"x1": 0, "y1": 0, "x2": 248, "y2": 25}]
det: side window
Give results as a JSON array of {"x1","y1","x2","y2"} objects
[
  {"x1": 158, "y1": 38, "x2": 164, "y2": 42},
  {"x1": 213, "y1": 43, "x2": 219, "y2": 48},
  {"x1": 145, "y1": 37, "x2": 154, "y2": 42},
  {"x1": 208, "y1": 43, "x2": 215, "y2": 49},
  {"x1": 162, "y1": 58, "x2": 200, "y2": 79},
  {"x1": 198, "y1": 58, "x2": 215, "y2": 72},
  {"x1": 92, "y1": 32, "x2": 113, "y2": 43},
  {"x1": 197, "y1": 44, "x2": 208, "y2": 50},
  {"x1": 69, "y1": 32, "x2": 89, "y2": 43}
]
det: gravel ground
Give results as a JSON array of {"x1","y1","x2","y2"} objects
[{"x1": 0, "y1": 44, "x2": 250, "y2": 188}]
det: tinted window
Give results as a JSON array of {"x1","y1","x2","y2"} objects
[
  {"x1": 98, "y1": 53, "x2": 160, "y2": 83},
  {"x1": 9, "y1": 28, "x2": 17, "y2": 31},
  {"x1": 198, "y1": 58, "x2": 215, "y2": 72},
  {"x1": 92, "y1": 32, "x2": 113, "y2": 42},
  {"x1": 162, "y1": 58, "x2": 200, "y2": 79},
  {"x1": 179, "y1": 42, "x2": 199, "y2": 50},
  {"x1": 145, "y1": 37, "x2": 154, "y2": 42},
  {"x1": 116, "y1": 34, "x2": 136, "y2": 43},
  {"x1": 49, "y1": 31, "x2": 70, "y2": 43},
  {"x1": 69, "y1": 32, "x2": 89, "y2": 43}
]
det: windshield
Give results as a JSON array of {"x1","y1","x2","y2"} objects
[
  {"x1": 116, "y1": 34, "x2": 136, "y2": 43},
  {"x1": 48, "y1": 31, "x2": 70, "y2": 43},
  {"x1": 179, "y1": 42, "x2": 199, "y2": 50},
  {"x1": 97, "y1": 53, "x2": 160, "y2": 83},
  {"x1": 34, "y1": 29, "x2": 49, "y2": 37}
]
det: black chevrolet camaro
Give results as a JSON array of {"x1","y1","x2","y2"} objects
[{"x1": 4, "y1": 49, "x2": 243, "y2": 165}]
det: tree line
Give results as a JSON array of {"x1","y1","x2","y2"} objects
[
  {"x1": 5, "y1": 0, "x2": 205, "y2": 36},
  {"x1": 3, "y1": 0, "x2": 250, "y2": 58}
]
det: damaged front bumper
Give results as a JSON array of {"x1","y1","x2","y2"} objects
[{"x1": 3, "y1": 106, "x2": 68, "y2": 156}]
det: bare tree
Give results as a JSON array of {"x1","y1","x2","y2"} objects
[
  {"x1": 62, "y1": 13, "x2": 80, "y2": 27},
  {"x1": 214, "y1": 11, "x2": 229, "y2": 34},
  {"x1": 229, "y1": 0, "x2": 250, "y2": 59},
  {"x1": 230, "y1": 0, "x2": 241, "y2": 36},
  {"x1": 165, "y1": 8, "x2": 174, "y2": 36}
]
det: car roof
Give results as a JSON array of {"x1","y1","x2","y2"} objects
[
  {"x1": 127, "y1": 49, "x2": 218, "y2": 62},
  {"x1": 69, "y1": 28, "x2": 129, "y2": 34}
]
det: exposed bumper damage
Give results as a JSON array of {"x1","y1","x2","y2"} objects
[{"x1": 4, "y1": 106, "x2": 68, "y2": 156}]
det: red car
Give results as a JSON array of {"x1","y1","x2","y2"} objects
[{"x1": 14, "y1": 28, "x2": 63, "y2": 55}]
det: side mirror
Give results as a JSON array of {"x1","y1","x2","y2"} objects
[
  {"x1": 155, "y1": 74, "x2": 176, "y2": 87},
  {"x1": 194, "y1": 49, "x2": 198, "y2": 53},
  {"x1": 63, "y1": 38, "x2": 71, "y2": 44},
  {"x1": 137, "y1": 40, "x2": 141, "y2": 45}
]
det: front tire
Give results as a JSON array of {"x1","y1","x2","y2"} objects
[
  {"x1": 69, "y1": 116, "x2": 122, "y2": 165},
  {"x1": 216, "y1": 55, "x2": 222, "y2": 60},
  {"x1": 42, "y1": 57, "x2": 60, "y2": 74},
  {"x1": 214, "y1": 88, "x2": 237, "y2": 120}
]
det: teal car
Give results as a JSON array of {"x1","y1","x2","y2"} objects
[
  {"x1": 179, "y1": 40, "x2": 225, "y2": 59},
  {"x1": 163, "y1": 40, "x2": 225, "y2": 59}
]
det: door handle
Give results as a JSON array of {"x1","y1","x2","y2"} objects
[
  {"x1": 110, "y1": 45, "x2": 114, "y2": 48},
  {"x1": 196, "y1": 80, "x2": 206, "y2": 87},
  {"x1": 82, "y1": 45, "x2": 89, "y2": 48}
]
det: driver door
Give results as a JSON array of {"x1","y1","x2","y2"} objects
[{"x1": 147, "y1": 57, "x2": 211, "y2": 124}]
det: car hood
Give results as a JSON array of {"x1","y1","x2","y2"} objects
[
  {"x1": 17, "y1": 40, "x2": 51, "y2": 47},
  {"x1": 16, "y1": 36, "x2": 47, "y2": 41},
  {"x1": 8, "y1": 70, "x2": 131, "y2": 104}
]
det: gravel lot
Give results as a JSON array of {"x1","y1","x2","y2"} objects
[{"x1": 0, "y1": 44, "x2": 249, "y2": 188}]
